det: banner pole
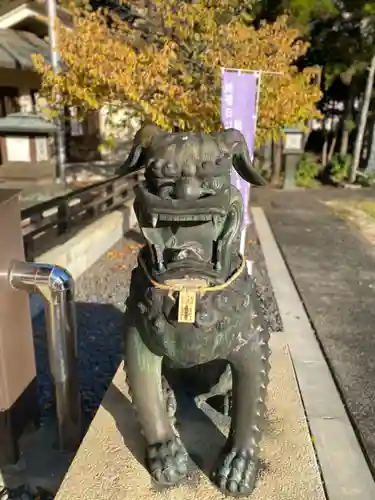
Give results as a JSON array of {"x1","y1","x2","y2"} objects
[
  {"x1": 254, "y1": 71, "x2": 262, "y2": 135},
  {"x1": 241, "y1": 71, "x2": 262, "y2": 255}
]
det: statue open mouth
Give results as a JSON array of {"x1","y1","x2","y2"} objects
[
  {"x1": 135, "y1": 181, "x2": 230, "y2": 225},
  {"x1": 170, "y1": 244, "x2": 205, "y2": 262},
  {"x1": 134, "y1": 181, "x2": 235, "y2": 277}
]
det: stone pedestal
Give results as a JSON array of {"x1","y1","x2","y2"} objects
[{"x1": 283, "y1": 153, "x2": 300, "y2": 189}]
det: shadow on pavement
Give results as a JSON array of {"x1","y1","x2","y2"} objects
[{"x1": 32, "y1": 301, "x2": 125, "y2": 430}]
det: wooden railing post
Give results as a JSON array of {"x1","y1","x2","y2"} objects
[{"x1": 0, "y1": 190, "x2": 39, "y2": 467}]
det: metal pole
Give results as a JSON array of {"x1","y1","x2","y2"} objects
[
  {"x1": 9, "y1": 261, "x2": 81, "y2": 452},
  {"x1": 46, "y1": 0, "x2": 66, "y2": 184},
  {"x1": 221, "y1": 67, "x2": 282, "y2": 75}
]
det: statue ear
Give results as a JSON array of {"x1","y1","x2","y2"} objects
[
  {"x1": 216, "y1": 129, "x2": 267, "y2": 186},
  {"x1": 117, "y1": 122, "x2": 162, "y2": 176},
  {"x1": 116, "y1": 144, "x2": 145, "y2": 176},
  {"x1": 126, "y1": 144, "x2": 144, "y2": 170}
]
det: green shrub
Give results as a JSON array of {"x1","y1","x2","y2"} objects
[
  {"x1": 327, "y1": 154, "x2": 352, "y2": 183},
  {"x1": 357, "y1": 171, "x2": 375, "y2": 187},
  {"x1": 295, "y1": 153, "x2": 320, "y2": 187}
]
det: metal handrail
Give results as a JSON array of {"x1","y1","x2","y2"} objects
[{"x1": 9, "y1": 260, "x2": 81, "y2": 452}]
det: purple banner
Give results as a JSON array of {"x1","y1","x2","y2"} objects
[{"x1": 221, "y1": 70, "x2": 258, "y2": 228}]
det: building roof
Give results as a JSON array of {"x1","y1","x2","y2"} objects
[
  {"x1": 0, "y1": 1, "x2": 72, "y2": 28},
  {"x1": 0, "y1": 112, "x2": 56, "y2": 133},
  {"x1": 0, "y1": 28, "x2": 49, "y2": 69}
]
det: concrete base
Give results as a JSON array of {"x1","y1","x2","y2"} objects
[{"x1": 55, "y1": 335, "x2": 325, "y2": 500}]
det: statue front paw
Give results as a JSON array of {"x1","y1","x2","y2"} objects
[
  {"x1": 212, "y1": 448, "x2": 258, "y2": 496},
  {"x1": 147, "y1": 438, "x2": 188, "y2": 486}
]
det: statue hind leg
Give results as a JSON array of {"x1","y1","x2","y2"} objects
[
  {"x1": 124, "y1": 325, "x2": 188, "y2": 486},
  {"x1": 211, "y1": 308, "x2": 271, "y2": 496}
]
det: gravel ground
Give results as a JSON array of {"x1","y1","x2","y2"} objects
[
  {"x1": 247, "y1": 237, "x2": 283, "y2": 334},
  {"x1": 247, "y1": 216, "x2": 283, "y2": 334}
]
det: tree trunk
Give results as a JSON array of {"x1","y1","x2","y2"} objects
[
  {"x1": 328, "y1": 130, "x2": 338, "y2": 162},
  {"x1": 350, "y1": 54, "x2": 375, "y2": 183},
  {"x1": 305, "y1": 67, "x2": 322, "y2": 150},
  {"x1": 321, "y1": 119, "x2": 328, "y2": 167},
  {"x1": 322, "y1": 138, "x2": 328, "y2": 167},
  {"x1": 340, "y1": 123, "x2": 350, "y2": 156},
  {"x1": 270, "y1": 134, "x2": 283, "y2": 186},
  {"x1": 340, "y1": 80, "x2": 355, "y2": 156}
]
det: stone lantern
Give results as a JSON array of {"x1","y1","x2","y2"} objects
[{"x1": 282, "y1": 127, "x2": 305, "y2": 189}]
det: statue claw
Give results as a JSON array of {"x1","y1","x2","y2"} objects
[
  {"x1": 212, "y1": 448, "x2": 258, "y2": 497},
  {"x1": 147, "y1": 438, "x2": 188, "y2": 486}
]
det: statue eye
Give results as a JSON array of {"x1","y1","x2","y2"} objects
[
  {"x1": 163, "y1": 163, "x2": 176, "y2": 176},
  {"x1": 155, "y1": 159, "x2": 164, "y2": 170},
  {"x1": 201, "y1": 161, "x2": 214, "y2": 174},
  {"x1": 182, "y1": 164, "x2": 196, "y2": 176}
]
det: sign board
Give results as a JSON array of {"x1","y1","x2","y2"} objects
[
  {"x1": 5, "y1": 136, "x2": 31, "y2": 162},
  {"x1": 221, "y1": 70, "x2": 259, "y2": 228}
]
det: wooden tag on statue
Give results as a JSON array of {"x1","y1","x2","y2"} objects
[{"x1": 178, "y1": 288, "x2": 196, "y2": 323}]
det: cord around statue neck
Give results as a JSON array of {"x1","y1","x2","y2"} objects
[{"x1": 137, "y1": 253, "x2": 246, "y2": 294}]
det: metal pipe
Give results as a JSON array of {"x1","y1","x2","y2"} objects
[
  {"x1": 8, "y1": 260, "x2": 81, "y2": 452},
  {"x1": 46, "y1": 0, "x2": 66, "y2": 184}
]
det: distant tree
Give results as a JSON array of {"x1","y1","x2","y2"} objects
[
  {"x1": 253, "y1": 0, "x2": 338, "y2": 32},
  {"x1": 33, "y1": 0, "x2": 321, "y2": 147}
]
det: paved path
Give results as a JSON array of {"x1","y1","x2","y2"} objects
[{"x1": 252, "y1": 187, "x2": 375, "y2": 473}]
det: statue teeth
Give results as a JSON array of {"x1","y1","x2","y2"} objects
[
  {"x1": 212, "y1": 215, "x2": 220, "y2": 228},
  {"x1": 151, "y1": 214, "x2": 158, "y2": 228}
]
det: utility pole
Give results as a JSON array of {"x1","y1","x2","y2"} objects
[
  {"x1": 350, "y1": 53, "x2": 375, "y2": 183},
  {"x1": 46, "y1": 0, "x2": 66, "y2": 184}
]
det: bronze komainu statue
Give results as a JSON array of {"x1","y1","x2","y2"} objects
[{"x1": 120, "y1": 124, "x2": 270, "y2": 496}]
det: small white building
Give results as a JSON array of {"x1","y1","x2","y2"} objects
[{"x1": 0, "y1": 0, "x2": 109, "y2": 180}]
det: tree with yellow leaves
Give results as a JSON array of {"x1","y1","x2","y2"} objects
[{"x1": 33, "y1": 0, "x2": 321, "y2": 147}]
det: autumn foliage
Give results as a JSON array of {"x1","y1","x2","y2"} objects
[{"x1": 33, "y1": 0, "x2": 322, "y2": 145}]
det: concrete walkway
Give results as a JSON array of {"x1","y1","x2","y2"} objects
[{"x1": 252, "y1": 188, "x2": 375, "y2": 475}]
